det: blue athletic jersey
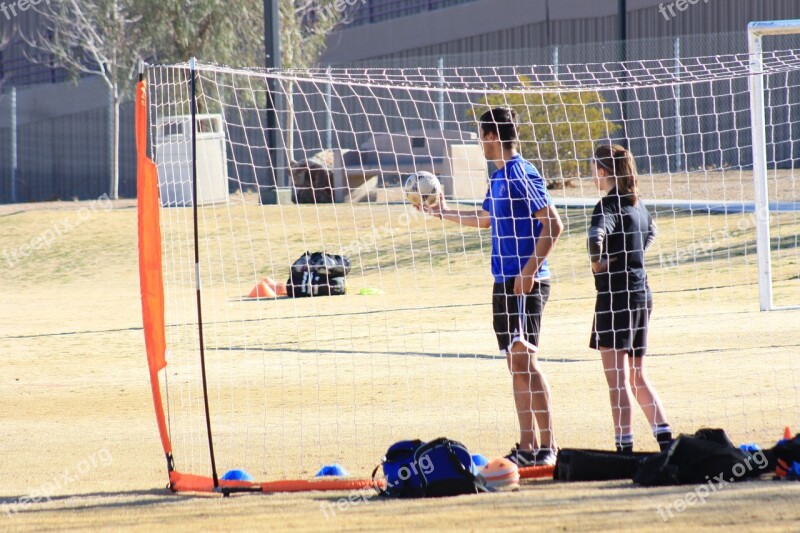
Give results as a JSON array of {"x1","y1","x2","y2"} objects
[{"x1": 481, "y1": 154, "x2": 553, "y2": 283}]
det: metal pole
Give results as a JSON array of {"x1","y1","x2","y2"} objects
[
  {"x1": 618, "y1": 0, "x2": 628, "y2": 141},
  {"x1": 262, "y1": 0, "x2": 285, "y2": 202},
  {"x1": 108, "y1": 84, "x2": 115, "y2": 198},
  {"x1": 748, "y1": 30, "x2": 774, "y2": 311},
  {"x1": 11, "y1": 87, "x2": 17, "y2": 203},
  {"x1": 325, "y1": 68, "x2": 333, "y2": 151},
  {"x1": 190, "y1": 57, "x2": 219, "y2": 487},
  {"x1": 437, "y1": 57, "x2": 445, "y2": 132},
  {"x1": 552, "y1": 45, "x2": 559, "y2": 79},
  {"x1": 545, "y1": 0, "x2": 552, "y2": 55},
  {"x1": 264, "y1": 0, "x2": 280, "y2": 69},
  {"x1": 674, "y1": 37, "x2": 683, "y2": 173}
]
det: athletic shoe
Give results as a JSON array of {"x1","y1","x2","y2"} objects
[
  {"x1": 504, "y1": 445, "x2": 557, "y2": 467},
  {"x1": 532, "y1": 448, "x2": 557, "y2": 466},
  {"x1": 504, "y1": 444, "x2": 538, "y2": 467}
]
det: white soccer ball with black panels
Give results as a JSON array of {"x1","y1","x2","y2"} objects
[{"x1": 403, "y1": 171, "x2": 442, "y2": 208}]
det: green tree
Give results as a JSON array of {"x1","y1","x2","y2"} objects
[
  {"x1": 147, "y1": 0, "x2": 345, "y2": 69},
  {"x1": 279, "y1": 0, "x2": 345, "y2": 70},
  {"x1": 471, "y1": 77, "x2": 620, "y2": 187},
  {"x1": 146, "y1": 0, "x2": 264, "y2": 66},
  {"x1": 148, "y1": 0, "x2": 347, "y2": 161}
]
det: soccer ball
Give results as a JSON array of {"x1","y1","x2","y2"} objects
[
  {"x1": 403, "y1": 171, "x2": 442, "y2": 208},
  {"x1": 478, "y1": 457, "x2": 519, "y2": 490}
]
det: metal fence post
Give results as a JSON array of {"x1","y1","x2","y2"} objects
[
  {"x1": 10, "y1": 86, "x2": 17, "y2": 203},
  {"x1": 325, "y1": 68, "x2": 333, "y2": 151},
  {"x1": 674, "y1": 36, "x2": 683, "y2": 173},
  {"x1": 437, "y1": 57, "x2": 445, "y2": 131},
  {"x1": 552, "y1": 45, "x2": 559, "y2": 79}
]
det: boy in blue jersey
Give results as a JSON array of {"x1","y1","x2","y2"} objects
[{"x1": 421, "y1": 107, "x2": 564, "y2": 466}]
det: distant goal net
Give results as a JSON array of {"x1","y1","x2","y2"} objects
[{"x1": 138, "y1": 41, "x2": 800, "y2": 491}]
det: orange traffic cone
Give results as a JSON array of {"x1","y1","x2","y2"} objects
[
  {"x1": 248, "y1": 280, "x2": 276, "y2": 299},
  {"x1": 261, "y1": 276, "x2": 287, "y2": 297}
]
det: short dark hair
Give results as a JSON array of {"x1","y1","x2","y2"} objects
[{"x1": 479, "y1": 107, "x2": 519, "y2": 150}]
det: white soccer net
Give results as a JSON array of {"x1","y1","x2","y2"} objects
[{"x1": 145, "y1": 51, "x2": 800, "y2": 482}]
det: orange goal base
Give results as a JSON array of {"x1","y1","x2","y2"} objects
[
  {"x1": 169, "y1": 465, "x2": 555, "y2": 494},
  {"x1": 519, "y1": 464, "x2": 556, "y2": 480},
  {"x1": 169, "y1": 471, "x2": 384, "y2": 494}
]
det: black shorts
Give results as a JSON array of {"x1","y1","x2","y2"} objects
[
  {"x1": 590, "y1": 293, "x2": 652, "y2": 357},
  {"x1": 492, "y1": 279, "x2": 550, "y2": 353}
]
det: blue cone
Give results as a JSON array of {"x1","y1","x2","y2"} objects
[
  {"x1": 221, "y1": 469, "x2": 254, "y2": 481},
  {"x1": 472, "y1": 454, "x2": 489, "y2": 467},
  {"x1": 316, "y1": 464, "x2": 349, "y2": 477}
]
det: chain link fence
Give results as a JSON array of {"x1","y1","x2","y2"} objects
[
  {"x1": 2, "y1": 30, "x2": 800, "y2": 203},
  {"x1": 0, "y1": 77, "x2": 136, "y2": 203}
]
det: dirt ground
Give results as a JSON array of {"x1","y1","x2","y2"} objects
[{"x1": 1, "y1": 195, "x2": 799, "y2": 532}]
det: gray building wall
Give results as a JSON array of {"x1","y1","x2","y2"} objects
[
  {"x1": 0, "y1": 77, "x2": 137, "y2": 203},
  {"x1": 322, "y1": 0, "x2": 800, "y2": 65}
]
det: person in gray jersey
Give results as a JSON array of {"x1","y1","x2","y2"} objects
[{"x1": 588, "y1": 144, "x2": 672, "y2": 455}]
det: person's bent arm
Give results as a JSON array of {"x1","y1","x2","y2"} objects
[
  {"x1": 645, "y1": 216, "x2": 658, "y2": 252},
  {"x1": 588, "y1": 202, "x2": 616, "y2": 274},
  {"x1": 588, "y1": 224, "x2": 607, "y2": 273},
  {"x1": 514, "y1": 205, "x2": 564, "y2": 294}
]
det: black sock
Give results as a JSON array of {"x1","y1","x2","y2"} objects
[
  {"x1": 654, "y1": 424, "x2": 673, "y2": 451},
  {"x1": 615, "y1": 434, "x2": 634, "y2": 455}
]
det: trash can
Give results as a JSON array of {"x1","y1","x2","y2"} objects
[{"x1": 155, "y1": 114, "x2": 229, "y2": 207}]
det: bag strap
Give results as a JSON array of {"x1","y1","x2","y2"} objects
[
  {"x1": 418, "y1": 440, "x2": 476, "y2": 495},
  {"x1": 371, "y1": 462, "x2": 389, "y2": 498},
  {"x1": 444, "y1": 443, "x2": 489, "y2": 493},
  {"x1": 444, "y1": 441, "x2": 477, "y2": 480}
]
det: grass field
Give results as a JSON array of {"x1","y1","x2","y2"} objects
[{"x1": 1, "y1": 193, "x2": 799, "y2": 532}]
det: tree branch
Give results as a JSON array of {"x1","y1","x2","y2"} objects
[{"x1": 20, "y1": 0, "x2": 143, "y2": 98}]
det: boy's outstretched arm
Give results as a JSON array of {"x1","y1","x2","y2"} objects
[{"x1": 418, "y1": 193, "x2": 491, "y2": 229}]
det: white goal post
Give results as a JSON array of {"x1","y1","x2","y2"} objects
[{"x1": 748, "y1": 19, "x2": 800, "y2": 311}]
